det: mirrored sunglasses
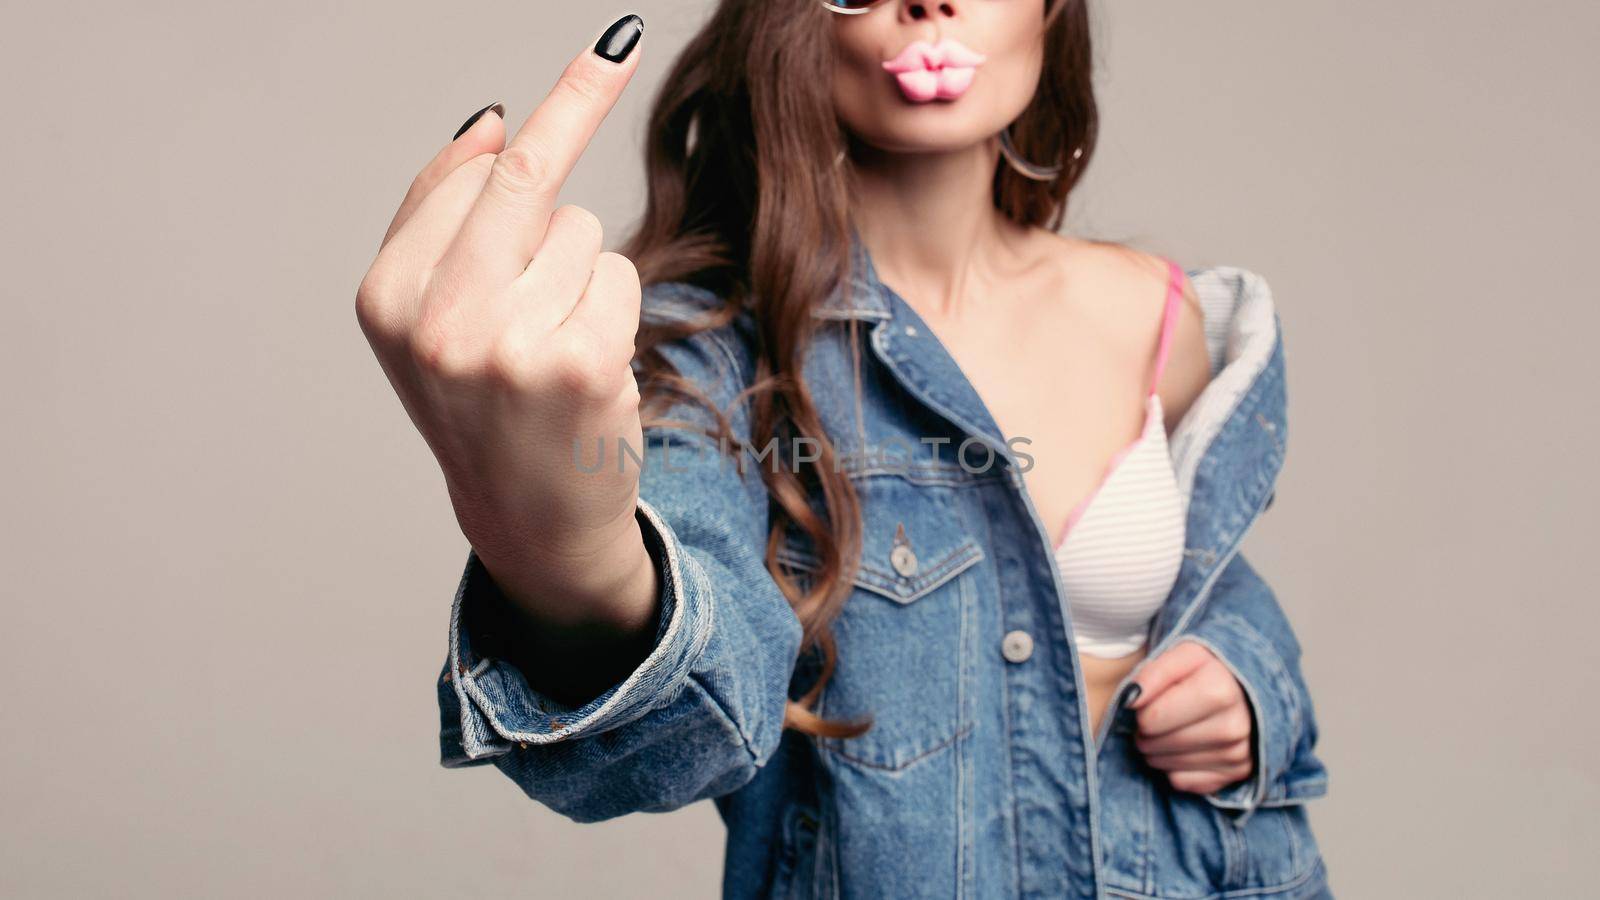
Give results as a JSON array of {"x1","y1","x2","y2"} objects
[{"x1": 820, "y1": 0, "x2": 894, "y2": 14}]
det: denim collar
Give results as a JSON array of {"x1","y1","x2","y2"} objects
[{"x1": 813, "y1": 227, "x2": 893, "y2": 321}]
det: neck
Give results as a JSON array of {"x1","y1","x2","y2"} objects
[{"x1": 848, "y1": 138, "x2": 1027, "y2": 321}]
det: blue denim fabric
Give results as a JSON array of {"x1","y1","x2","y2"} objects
[{"x1": 437, "y1": 230, "x2": 1330, "y2": 899}]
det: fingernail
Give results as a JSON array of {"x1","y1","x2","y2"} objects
[
  {"x1": 594, "y1": 14, "x2": 644, "y2": 63},
  {"x1": 453, "y1": 102, "x2": 504, "y2": 141},
  {"x1": 1121, "y1": 683, "x2": 1143, "y2": 708}
]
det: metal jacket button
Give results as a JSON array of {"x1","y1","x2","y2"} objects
[
  {"x1": 1001, "y1": 629, "x2": 1033, "y2": 663},
  {"x1": 890, "y1": 543, "x2": 918, "y2": 578}
]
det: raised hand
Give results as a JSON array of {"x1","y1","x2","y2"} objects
[{"x1": 355, "y1": 15, "x2": 655, "y2": 636}]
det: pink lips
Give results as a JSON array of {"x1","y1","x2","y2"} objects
[{"x1": 881, "y1": 37, "x2": 987, "y2": 102}]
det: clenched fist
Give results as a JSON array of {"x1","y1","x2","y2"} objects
[{"x1": 354, "y1": 17, "x2": 656, "y2": 639}]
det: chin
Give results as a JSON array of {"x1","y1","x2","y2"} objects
[{"x1": 856, "y1": 110, "x2": 1007, "y2": 157}]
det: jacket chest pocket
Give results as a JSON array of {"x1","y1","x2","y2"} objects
[{"x1": 776, "y1": 483, "x2": 986, "y2": 773}]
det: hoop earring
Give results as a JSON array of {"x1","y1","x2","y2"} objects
[{"x1": 997, "y1": 126, "x2": 1074, "y2": 182}]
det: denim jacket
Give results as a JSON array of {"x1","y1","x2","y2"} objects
[{"x1": 437, "y1": 231, "x2": 1330, "y2": 899}]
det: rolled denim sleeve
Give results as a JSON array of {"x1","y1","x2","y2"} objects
[
  {"x1": 438, "y1": 498, "x2": 710, "y2": 764},
  {"x1": 435, "y1": 285, "x2": 804, "y2": 822},
  {"x1": 1177, "y1": 552, "x2": 1328, "y2": 824}
]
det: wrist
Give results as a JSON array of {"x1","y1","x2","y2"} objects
[{"x1": 475, "y1": 508, "x2": 659, "y2": 638}]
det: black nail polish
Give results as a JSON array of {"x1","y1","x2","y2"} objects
[
  {"x1": 1121, "y1": 683, "x2": 1143, "y2": 708},
  {"x1": 594, "y1": 14, "x2": 643, "y2": 63},
  {"x1": 453, "y1": 102, "x2": 505, "y2": 141}
]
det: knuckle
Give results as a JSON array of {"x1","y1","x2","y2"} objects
[
  {"x1": 554, "y1": 66, "x2": 608, "y2": 108},
  {"x1": 550, "y1": 331, "x2": 624, "y2": 397},
  {"x1": 355, "y1": 268, "x2": 391, "y2": 327},
  {"x1": 604, "y1": 369, "x2": 642, "y2": 419},
  {"x1": 1226, "y1": 708, "x2": 1253, "y2": 739},
  {"x1": 484, "y1": 335, "x2": 534, "y2": 388},
  {"x1": 619, "y1": 367, "x2": 641, "y2": 403},
  {"x1": 553, "y1": 204, "x2": 604, "y2": 244},
  {"x1": 545, "y1": 334, "x2": 613, "y2": 398},
  {"x1": 596, "y1": 250, "x2": 641, "y2": 288},
  {"x1": 408, "y1": 319, "x2": 472, "y2": 379},
  {"x1": 356, "y1": 266, "x2": 408, "y2": 344},
  {"x1": 596, "y1": 248, "x2": 635, "y2": 272},
  {"x1": 492, "y1": 143, "x2": 556, "y2": 191},
  {"x1": 1202, "y1": 677, "x2": 1236, "y2": 709}
]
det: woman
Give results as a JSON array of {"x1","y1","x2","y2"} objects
[{"x1": 356, "y1": 2, "x2": 1330, "y2": 897}]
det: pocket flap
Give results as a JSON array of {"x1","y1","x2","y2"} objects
[{"x1": 776, "y1": 531, "x2": 985, "y2": 605}]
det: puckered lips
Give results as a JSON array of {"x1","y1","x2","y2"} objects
[{"x1": 880, "y1": 37, "x2": 987, "y2": 102}]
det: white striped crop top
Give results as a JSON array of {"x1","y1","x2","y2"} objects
[{"x1": 1053, "y1": 258, "x2": 1189, "y2": 659}]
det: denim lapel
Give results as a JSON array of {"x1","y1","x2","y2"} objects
[
  {"x1": 1150, "y1": 315, "x2": 1287, "y2": 644},
  {"x1": 845, "y1": 229, "x2": 1018, "y2": 464}
]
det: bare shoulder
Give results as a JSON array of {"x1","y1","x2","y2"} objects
[
  {"x1": 1037, "y1": 235, "x2": 1211, "y2": 429},
  {"x1": 1119, "y1": 245, "x2": 1210, "y2": 431},
  {"x1": 1025, "y1": 231, "x2": 1194, "y2": 318}
]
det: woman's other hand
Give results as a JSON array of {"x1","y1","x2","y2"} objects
[
  {"x1": 354, "y1": 17, "x2": 655, "y2": 636},
  {"x1": 1128, "y1": 640, "x2": 1256, "y2": 795}
]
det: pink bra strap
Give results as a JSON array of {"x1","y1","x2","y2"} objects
[{"x1": 1148, "y1": 258, "x2": 1184, "y2": 395}]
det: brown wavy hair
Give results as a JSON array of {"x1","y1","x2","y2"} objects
[{"x1": 618, "y1": 0, "x2": 1098, "y2": 738}]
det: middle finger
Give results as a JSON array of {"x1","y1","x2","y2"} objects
[{"x1": 441, "y1": 15, "x2": 643, "y2": 291}]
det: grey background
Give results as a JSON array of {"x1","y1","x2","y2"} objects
[{"x1": 3, "y1": 0, "x2": 1595, "y2": 896}]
